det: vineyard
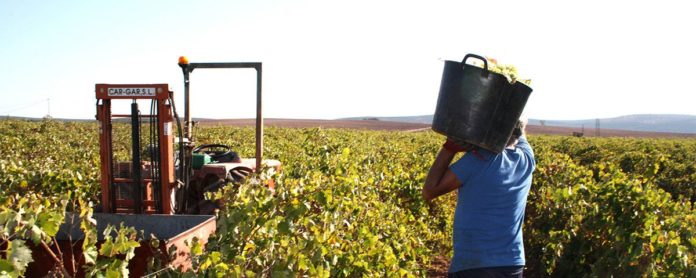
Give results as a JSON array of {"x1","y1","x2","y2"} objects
[{"x1": 1, "y1": 119, "x2": 694, "y2": 277}]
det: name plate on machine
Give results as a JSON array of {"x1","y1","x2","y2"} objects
[{"x1": 107, "y1": 87, "x2": 157, "y2": 97}]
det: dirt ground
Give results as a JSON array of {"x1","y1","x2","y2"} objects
[
  {"x1": 198, "y1": 118, "x2": 696, "y2": 138},
  {"x1": 427, "y1": 255, "x2": 450, "y2": 277}
]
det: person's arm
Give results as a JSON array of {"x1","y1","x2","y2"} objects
[
  {"x1": 422, "y1": 141, "x2": 464, "y2": 201},
  {"x1": 515, "y1": 119, "x2": 534, "y2": 156}
]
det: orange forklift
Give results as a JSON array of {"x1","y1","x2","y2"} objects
[{"x1": 95, "y1": 57, "x2": 280, "y2": 215}]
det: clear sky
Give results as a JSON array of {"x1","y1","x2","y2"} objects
[{"x1": 1, "y1": 0, "x2": 694, "y2": 120}]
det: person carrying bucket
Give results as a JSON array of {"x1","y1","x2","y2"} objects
[
  {"x1": 422, "y1": 119, "x2": 534, "y2": 277},
  {"x1": 423, "y1": 54, "x2": 535, "y2": 277}
]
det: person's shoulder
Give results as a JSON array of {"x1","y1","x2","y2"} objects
[
  {"x1": 450, "y1": 149, "x2": 491, "y2": 185},
  {"x1": 452, "y1": 149, "x2": 491, "y2": 170},
  {"x1": 457, "y1": 150, "x2": 486, "y2": 165}
]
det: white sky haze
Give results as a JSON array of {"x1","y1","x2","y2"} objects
[{"x1": 1, "y1": 0, "x2": 694, "y2": 120}]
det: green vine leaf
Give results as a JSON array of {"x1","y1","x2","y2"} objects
[{"x1": 7, "y1": 239, "x2": 33, "y2": 274}]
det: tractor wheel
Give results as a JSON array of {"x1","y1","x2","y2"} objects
[{"x1": 195, "y1": 177, "x2": 226, "y2": 215}]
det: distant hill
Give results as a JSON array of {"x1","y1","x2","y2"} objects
[
  {"x1": 528, "y1": 114, "x2": 696, "y2": 134},
  {"x1": 341, "y1": 114, "x2": 696, "y2": 134}
]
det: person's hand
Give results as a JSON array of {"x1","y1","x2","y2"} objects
[
  {"x1": 518, "y1": 117, "x2": 528, "y2": 134},
  {"x1": 443, "y1": 138, "x2": 469, "y2": 153}
]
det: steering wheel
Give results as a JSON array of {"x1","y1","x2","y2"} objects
[{"x1": 192, "y1": 144, "x2": 233, "y2": 159}]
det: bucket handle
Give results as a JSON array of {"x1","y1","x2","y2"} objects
[{"x1": 462, "y1": 54, "x2": 489, "y2": 77}]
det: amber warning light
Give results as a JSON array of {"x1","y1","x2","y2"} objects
[{"x1": 178, "y1": 56, "x2": 189, "y2": 65}]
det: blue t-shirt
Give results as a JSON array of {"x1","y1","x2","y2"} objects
[{"x1": 448, "y1": 136, "x2": 535, "y2": 272}]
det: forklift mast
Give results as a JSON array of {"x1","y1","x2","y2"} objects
[{"x1": 95, "y1": 84, "x2": 176, "y2": 214}]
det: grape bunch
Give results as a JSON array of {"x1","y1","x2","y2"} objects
[{"x1": 473, "y1": 57, "x2": 532, "y2": 86}]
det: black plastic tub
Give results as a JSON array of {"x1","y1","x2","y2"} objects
[{"x1": 432, "y1": 54, "x2": 532, "y2": 153}]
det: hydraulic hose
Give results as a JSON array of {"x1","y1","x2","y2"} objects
[{"x1": 169, "y1": 94, "x2": 185, "y2": 213}]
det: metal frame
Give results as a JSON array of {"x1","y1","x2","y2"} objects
[{"x1": 179, "y1": 62, "x2": 264, "y2": 171}]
